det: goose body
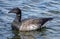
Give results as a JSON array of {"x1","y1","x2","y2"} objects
[{"x1": 9, "y1": 7, "x2": 53, "y2": 31}]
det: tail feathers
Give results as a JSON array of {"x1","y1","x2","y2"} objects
[{"x1": 40, "y1": 18, "x2": 53, "y2": 25}]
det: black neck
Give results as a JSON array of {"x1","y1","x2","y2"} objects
[{"x1": 16, "y1": 14, "x2": 21, "y2": 22}]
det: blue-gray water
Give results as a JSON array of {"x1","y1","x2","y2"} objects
[{"x1": 0, "y1": 0, "x2": 60, "y2": 39}]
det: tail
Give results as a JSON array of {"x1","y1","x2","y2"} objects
[{"x1": 40, "y1": 18, "x2": 53, "y2": 25}]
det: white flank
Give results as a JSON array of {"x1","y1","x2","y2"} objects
[{"x1": 19, "y1": 24, "x2": 39, "y2": 31}]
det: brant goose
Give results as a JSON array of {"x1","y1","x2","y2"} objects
[{"x1": 8, "y1": 7, "x2": 53, "y2": 31}]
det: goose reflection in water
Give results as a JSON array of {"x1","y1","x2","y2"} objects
[{"x1": 12, "y1": 27, "x2": 47, "y2": 39}]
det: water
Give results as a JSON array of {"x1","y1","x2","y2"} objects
[{"x1": 0, "y1": 0, "x2": 60, "y2": 39}]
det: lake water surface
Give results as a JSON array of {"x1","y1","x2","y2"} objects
[{"x1": 0, "y1": 0, "x2": 60, "y2": 39}]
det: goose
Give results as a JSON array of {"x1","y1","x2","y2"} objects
[{"x1": 8, "y1": 7, "x2": 53, "y2": 31}]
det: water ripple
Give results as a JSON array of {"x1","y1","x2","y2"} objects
[{"x1": 0, "y1": 0, "x2": 60, "y2": 39}]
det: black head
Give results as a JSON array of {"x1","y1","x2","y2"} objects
[{"x1": 8, "y1": 7, "x2": 21, "y2": 14}]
